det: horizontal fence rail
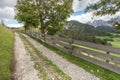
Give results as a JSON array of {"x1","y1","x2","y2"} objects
[{"x1": 21, "y1": 30, "x2": 120, "y2": 74}]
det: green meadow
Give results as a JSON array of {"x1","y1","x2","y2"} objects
[{"x1": 0, "y1": 25, "x2": 14, "y2": 80}]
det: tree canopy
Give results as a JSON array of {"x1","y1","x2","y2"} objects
[
  {"x1": 85, "y1": 0, "x2": 120, "y2": 29},
  {"x1": 86, "y1": 0, "x2": 120, "y2": 15},
  {"x1": 15, "y1": 0, "x2": 39, "y2": 30},
  {"x1": 15, "y1": 0, "x2": 73, "y2": 34}
]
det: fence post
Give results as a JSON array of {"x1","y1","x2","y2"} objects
[
  {"x1": 69, "y1": 38, "x2": 74, "y2": 55},
  {"x1": 43, "y1": 34, "x2": 46, "y2": 42},
  {"x1": 36, "y1": 32, "x2": 38, "y2": 38},
  {"x1": 39, "y1": 33, "x2": 41, "y2": 39},
  {"x1": 106, "y1": 51, "x2": 110, "y2": 63},
  {"x1": 35, "y1": 32, "x2": 36, "y2": 37},
  {"x1": 51, "y1": 36, "x2": 55, "y2": 45}
]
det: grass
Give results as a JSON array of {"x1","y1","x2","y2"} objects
[
  {"x1": 96, "y1": 36, "x2": 110, "y2": 39},
  {"x1": 111, "y1": 36, "x2": 120, "y2": 48},
  {"x1": 27, "y1": 33, "x2": 120, "y2": 80},
  {"x1": 96, "y1": 35, "x2": 120, "y2": 48},
  {"x1": 0, "y1": 25, "x2": 14, "y2": 80},
  {"x1": 20, "y1": 33, "x2": 71, "y2": 80},
  {"x1": 111, "y1": 41, "x2": 120, "y2": 48}
]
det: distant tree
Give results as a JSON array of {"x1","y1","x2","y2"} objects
[
  {"x1": 1, "y1": 20, "x2": 5, "y2": 26},
  {"x1": 85, "y1": 0, "x2": 120, "y2": 29}
]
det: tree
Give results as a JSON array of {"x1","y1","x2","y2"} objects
[
  {"x1": 15, "y1": 0, "x2": 39, "y2": 31},
  {"x1": 86, "y1": 0, "x2": 120, "y2": 15},
  {"x1": 85, "y1": 0, "x2": 120, "y2": 29},
  {"x1": 15, "y1": 0, "x2": 73, "y2": 35},
  {"x1": 1, "y1": 19, "x2": 5, "y2": 26},
  {"x1": 35, "y1": 0, "x2": 73, "y2": 35}
]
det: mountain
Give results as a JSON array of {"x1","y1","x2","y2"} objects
[
  {"x1": 109, "y1": 16, "x2": 120, "y2": 26},
  {"x1": 87, "y1": 20, "x2": 113, "y2": 27},
  {"x1": 96, "y1": 26, "x2": 115, "y2": 32},
  {"x1": 110, "y1": 16, "x2": 120, "y2": 22},
  {"x1": 65, "y1": 20, "x2": 114, "y2": 36},
  {"x1": 60, "y1": 20, "x2": 111, "y2": 45},
  {"x1": 65, "y1": 20, "x2": 96, "y2": 35}
]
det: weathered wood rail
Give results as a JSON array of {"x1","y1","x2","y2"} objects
[{"x1": 21, "y1": 30, "x2": 120, "y2": 74}]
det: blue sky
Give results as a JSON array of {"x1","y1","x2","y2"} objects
[
  {"x1": 4, "y1": 19, "x2": 19, "y2": 25},
  {"x1": 72, "y1": 11, "x2": 85, "y2": 16},
  {"x1": 3, "y1": 19, "x2": 23, "y2": 27}
]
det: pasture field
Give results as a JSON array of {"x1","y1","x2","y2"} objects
[{"x1": 96, "y1": 33, "x2": 120, "y2": 48}]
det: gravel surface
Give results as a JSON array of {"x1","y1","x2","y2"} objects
[
  {"x1": 23, "y1": 34, "x2": 100, "y2": 80},
  {"x1": 13, "y1": 33, "x2": 41, "y2": 80}
]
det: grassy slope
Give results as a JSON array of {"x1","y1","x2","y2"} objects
[
  {"x1": 28, "y1": 34, "x2": 120, "y2": 80},
  {"x1": 0, "y1": 25, "x2": 14, "y2": 80}
]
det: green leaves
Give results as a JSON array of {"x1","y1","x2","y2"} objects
[
  {"x1": 86, "y1": 0, "x2": 120, "y2": 15},
  {"x1": 16, "y1": 0, "x2": 73, "y2": 34},
  {"x1": 15, "y1": 0, "x2": 39, "y2": 30},
  {"x1": 35, "y1": 0, "x2": 73, "y2": 34},
  {"x1": 85, "y1": 0, "x2": 120, "y2": 30}
]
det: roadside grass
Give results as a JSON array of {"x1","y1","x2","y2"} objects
[
  {"x1": 28, "y1": 34, "x2": 120, "y2": 80},
  {"x1": 20, "y1": 34, "x2": 71, "y2": 80},
  {"x1": 0, "y1": 25, "x2": 14, "y2": 80}
]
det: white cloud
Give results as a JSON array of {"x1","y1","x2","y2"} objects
[
  {"x1": 6, "y1": 23, "x2": 24, "y2": 28},
  {"x1": 68, "y1": 12, "x2": 93, "y2": 23},
  {"x1": 71, "y1": 0, "x2": 120, "y2": 23},
  {"x1": 0, "y1": 7, "x2": 15, "y2": 19},
  {"x1": 72, "y1": 0, "x2": 81, "y2": 12},
  {"x1": 0, "y1": 0, "x2": 17, "y2": 20},
  {"x1": 0, "y1": 0, "x2": 23, "y2": 28},
  {"x1": 72, "y1": 0, "x2": 99, "y2": 12},
  {"x1": 0, "y1": 0, "x2": 16, "y2": 8},
  {"x1": 68, "y1": 11, "x2": 120, "y2": 23}
]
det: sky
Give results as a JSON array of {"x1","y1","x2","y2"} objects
[
  {"x1": 69, "y1": 0, "x2": 120, "y2": 23},
  {"x1": 0, "y1": 0, "x2": 119, "y2": 27}
]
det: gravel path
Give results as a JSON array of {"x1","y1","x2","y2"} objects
[
  {"x1": 13, "y1": 33, "x2": 41, "y2": 80},
  {"x1": 23, "y1": 34, "x2": 100, "y2": 80}
]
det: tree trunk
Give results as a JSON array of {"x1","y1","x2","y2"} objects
[
  {"x1": 35, "y1": 0, "x2": 46, "y2": 41},
  {"x1": 40, "y1": 15, "x2": 46, "y2": 41},
  {"x1": 40, "y1": 17, "x2": 45, "y2": 34}
]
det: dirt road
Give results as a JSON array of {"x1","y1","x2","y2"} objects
[
  {"x1": 13, "y1": 33, "x2": 41, "y2": 80},
  {"x1": 23, "y1": 34, "x2": 100, "y2": 80}
]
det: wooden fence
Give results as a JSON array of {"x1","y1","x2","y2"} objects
[{"x1": 21, "y1": 30, "x2": 120, "y2": 74}]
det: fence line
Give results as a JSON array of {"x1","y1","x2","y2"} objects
[{"x1": 21, "y1": 30, "x2": 120, "y2": 74}]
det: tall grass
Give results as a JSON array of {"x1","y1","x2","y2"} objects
[{"x1": 0, "y1": 25, "x2": 14, "y2": 80}]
